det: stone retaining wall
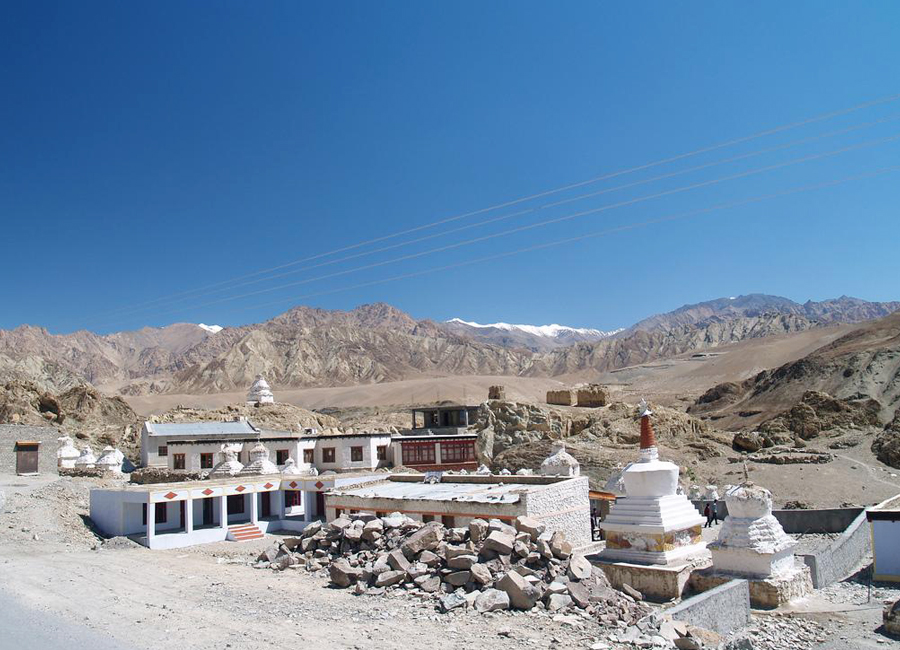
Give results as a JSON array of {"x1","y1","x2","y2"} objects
[
  {"x1": 798, "y1": 510, "x2": 871, "y2": 588},
  {"x1": 665, "y1": 579, "x2": 751, "y2": 636}
]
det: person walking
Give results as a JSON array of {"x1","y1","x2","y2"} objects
[
  {"x1": 710, "y1": 501, "x2": 720, "y2": 526},
  {"x1": 703, "y1": 502, "x2": 713, "y2": 528}
]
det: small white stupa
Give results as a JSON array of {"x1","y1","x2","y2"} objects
[
  {"x1": 238, "y1": 442, "x2": 279, "y2": 476},
  {"x1": 209, "y1": 447, "x2": 244, "y2": 477},
  {"x1": 57, "y1": 435, "x2": 80, "y2": 469},
  {"x1": 95, "y1": 446, "x2": 123, "y2": 475},
  {"x1": 74, "y1": 446, "x2": 97, "y2": 469},
  {"x1": 540, "y1": 442, "x2": 580, "y2": 477},
  {"x1": 599, "y1": 400, "x2": 707, "y2": 566},
  {"x1": 281, "y1": 457, "x2": 298, "y2": 475},
  {"x1": 247, "y1": 375, "x2": 275, "y2": 405}
]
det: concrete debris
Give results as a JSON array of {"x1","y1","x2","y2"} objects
[{"x1": 254, "y1": 512, "x2": 648, "y2": 627}]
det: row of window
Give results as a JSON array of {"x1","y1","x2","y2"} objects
[
  {"x1": 163, "y1": 444, "x2": 390, "y2": 468},
  {"x1": 400, "y1": 440, "x2": 476, "y2": 466}
]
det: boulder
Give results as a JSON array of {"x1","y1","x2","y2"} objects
[
  {"x1": 514, "y1": 515, "x2": 545, "y2": 538},
  {"x1": 621, "y1": 583, "x2": 643, "y2": 601},
  {"x1": 483, "y1": 530, "x2": 515, "y2": 555},
  {"x1": 470, "y1": 563, "x2": 492, "y2": 585},
  {"x1": 414, "y1": 575, "x2": 442, "y2": 593},
  {"x1": 547, "y1": 593, "x2": 573, "y2": 611},
  {"x1": 401, "y1": 522, "x2": 444, "y2": 556},
  {"x1": 445, "y1": 571, "x2": 471, "y2": 587},
  {"x1": 475, "y1": 588, "x2": 510, "y2": 612},
  {"x1": 497, "y1": 571, "x2": 541, "y2": 610},
  {"x1": 419, "y1": 550, "x2": 440, "y2": 566},
  {"x1": 329, "y1": 559, "x2": 362, "y2": 587},
  {"x1": 439, "y1": 591, "x2": 468, "y2": 612},
  {"x1": 733, "y1": 431, "x2": 765, "y2": 452},
  {"x1": 257, "y1": 546, "x2": 279, "y2": 564},
  {"x1": 549, "y1": 531, "x2": 572, "y2": 560},
  {"x1": 567, "y1": 553, "x2": 592, "y2": 581},
  {"x1": 448, "y1": 554, "x2": 478, "y2": 570},
  {"x1": 406, "y1": 562, "x2": 429, "y2": 579},
  {"x1": 362, "y1": 519, "x2": 384, "y2": 541},
  {"x1": 567, "y1": 581, "x2": 590, "y2": 608},
  {"x1": 375, "y1": 570, "x2": 406, "y2": 587},
  {"x1": 387, "y1": 549, "x2": 410, "y2": 572},
  {"x1": 885, "y1": 599, "x2": 900, "y2": 637},
  {"x1": 488, "y1": 519, "x2": 518, "y2": 536},
  {"x1": 468, "y1": 518, "x2": 489, "y2": 543}
]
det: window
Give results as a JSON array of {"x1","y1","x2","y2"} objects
[
  {"x1": 285, "y1": 490, "x2": 302, "y2": 507},
  {"x1": 350, "y1": 446, "x2": 363, "y2": 462},
  {"x1": 200, "y1": 453, "x2": 214, "y2": 469},
  {"x1": 158, "y1": 445, "x2": 168, "y2": 457},
  {"x1": 401, "y1": 442, "x2": 435, "y2": 466},
  {"x1": 442, "y1": 515, "x2": 456, "y2": 528},
  {"x1": 142, "y1": 503, "x2": 167, "y2": 525},
  {"x1": 439, "y1": 440, "x2": 476, "y2": 464},
  {"x1": 227, "y1": 494, "x2": 245, "y2": 514},
  {"x1": 375, "y1": 511, "x2": 387, "y2": 518},
  {"x1": 173, "y1": 453, "x2": 185, "y2": 470},
  {"x1": 335, "y1": 508, "x2": 343, "y2": 518},
  {"x1": 322, "y1": 447, "x2": 336, "y2": 463},
  {"x1": 276, "y1": 449, "x2": 290, "y2": 465},
  {"x1": 303, "y1": 449, "x2": 314, "y2": 464},
  {"x1": 422, "y1": 514, "x2": 434, "y2": 523},
  {"x1": 376, "y1": 446, "x2": 388, "y2": 461}
]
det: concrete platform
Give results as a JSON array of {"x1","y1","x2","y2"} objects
[
  {"x1": 591, "y1": 556, "x2": 710, "y2": 602},
  {"x1": 688, "y1": 562, "x2": 813, "y2": 609}
]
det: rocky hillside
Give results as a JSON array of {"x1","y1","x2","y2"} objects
[
  {"x1": 627, "y1": 294, "x2": 899, "y2": 334},
  {"x1": 689, "y1": 310, "x2": 900, "y2": 429},
  {"x1": 1, "y1": 296, "x2": 896, "y2": 398}
]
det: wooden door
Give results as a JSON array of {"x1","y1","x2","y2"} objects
[
  {"x1": 15, "y1": 444, "x2": 39, "y2": 475},
  {"x1": 202, "y1": 498, "x2": 213, "y2": 526},
  {"x1": 261, "y1": 492, "x2": 271, "y2": 518}
]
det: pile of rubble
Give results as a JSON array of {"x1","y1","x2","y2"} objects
[{"x1": 256, "y1": 513, "x2": 648, "y2": 623}]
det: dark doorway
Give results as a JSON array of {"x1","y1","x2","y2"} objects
[
  {"x1": 179, "y1": 501, "x2": 186, "y2": 528},
  {"x1": 261, "y1": 492, "x2": 271, "y2": 519},
  {"x1": 315, "y1": 492, "x2": 325, "y2": 518},
  {"x1": 203, "y1": 498, "x2": 214, "y2": 526}
]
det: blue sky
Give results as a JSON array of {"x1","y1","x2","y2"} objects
[{"x1": 2, "y1": 1, "x2": 899, "y2": 334}]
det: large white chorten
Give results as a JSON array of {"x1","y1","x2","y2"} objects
[
  {"x1": 247, "y1": 375, "x2": 275, "y2": 405},
  {"x1": 599, "y1": 400, "x2": 707, "y2": 566},
  {"x1": 540, "y1": 442, "x2": 580, "y2": 477},
  {"x1": 209, "y1": 447, "x2": 244, "y2": 477},
  {"x1": 57, "y1": 435, "x2": 80, "y2": 469},
  {"x1": 238, "y1": 442, "x2": 280, "y2": 476}
]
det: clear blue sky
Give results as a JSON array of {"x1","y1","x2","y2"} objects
[{"x1": 2, "y1": 1, "x2": 899, "y2": 334}]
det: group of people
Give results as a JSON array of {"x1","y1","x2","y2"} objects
[{"x1": 703, "y1": 501, "x2": 719, "y2": 528}]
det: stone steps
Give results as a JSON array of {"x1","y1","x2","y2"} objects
[{"x1": 228, "y1": 523, "x2": 264, "y2": 542}]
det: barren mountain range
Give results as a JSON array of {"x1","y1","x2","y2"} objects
[{"x1": 0, "y1": 294, "x2": 896, "y2": 401}]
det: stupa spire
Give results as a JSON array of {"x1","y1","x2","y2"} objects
[{"x1": 638, "y1": 399, "x2": 658, "y2": 462}]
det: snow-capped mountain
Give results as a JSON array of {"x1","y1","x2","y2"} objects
[
  {"x1": 197, "y1": 323, "x2": 223, "y2": 334},
  {"x1": 442, "y1": 318, "x2": 621, "y2": 351}
]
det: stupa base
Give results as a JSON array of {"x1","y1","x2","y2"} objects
[
  {"x1": 689, "y1": 561, "x2": 812, "y2": 609},
  {"x1": 591, "y1": 556, "x2": 710, "y2": 602}
]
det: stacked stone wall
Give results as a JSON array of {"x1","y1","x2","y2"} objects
[
  {"x1": 523, "y1": 476, "x2": 591, "y2": 546},
  {"x1": 575, "y1": 385, "x2": 608, "y2": 407},
  {"x1": 546, "y1": 390, "x2": 575, "y2": 406}
]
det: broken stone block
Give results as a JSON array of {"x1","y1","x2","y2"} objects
[
  {"x1": 547, "y1": 593, "x2": 573, "y2": 611},
  {"x1": 468, "y1": 518, "x2": 488, "y2": 543},
  {"x1": 372, "y1": 554, "x2": 391, "y2": 575},
  {"x1": 514, "y1": 515, "x2": 546, "y2": 538},
  {"x1": 488, "y1": 519, "x2": 517, "y2": 536},
  {"x1": 406, "y1": 562, "x2": 429, "y2": 579},
  {"x1": 621, "y1": 583, "x2": 643, "y2": 601},
  {"x1": 257, "y1": 546, "x2": 279, "y2": 563},
  {"x1": 418, "y1": 550, "x2": 440, "y2": 566},
  {"x1": 343, "y1": 525, "x2": 363, "y2": 543},
  {"x1": 547, "y1": 581, "x2": 568, "y2": 595},
  {"x1": 414, "y1": 574, "x2": 441, "y2": 593},
  {"x1": 470, "y1": 563, "x2": 492, "y2": 585},
  {"x1": 567, "y1": 553, "x2": 592, "y2": 581},
  {"x1": 439, "y1": 591, "x2": 467, "y2": 612},
  {"x1": 329, "y1": 558, "x2": 362, "y2": 587},
  {"x1": 361, "y1": 519, "x2": 384, "y2": 542},
  {"x1": 387, "y1": 549, "x2": 410, "y2": 572},
  {"x1": 444, "y1": 570, "x2": 471, "y2": 587},
  {"x1": 374, "y1": 570, "x2": 406, "y2": 587},
  {"x1": 497, "y1": 571, "x2": 541, "y2": 610},
  {"x1": 448, "y1": 554, "x2": 477, "y2": 570},
  {"x1": 513, "y1": 541, "x2": 529, "y2": 558},
  {"x1": 401, "y1": 522, "x2": 443, "y2": 557},
  {"x1": 885, "y1": 599, "x2": 900, "y2": 637},
  {"x1": 549, "y1": 531, "x2": 572, "y2": 560},
  {"x1": 475, "y1": 588, "x2": 511, "y2": 612},
  {"x1": 567, "y1": 581, "x2": 590, "y2": 608},
  {"x1": 483, "y1": 530, "x2": 515, "y2": 555}
]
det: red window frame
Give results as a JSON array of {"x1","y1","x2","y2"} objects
[
  {"x1": 350, "y1": 446, "x2": 363, "y2": 462},
  {"x1": 401, "y1": 442, "x2": 436, "y2": 465},
  {"x1": 285, "y1": 490, "x2": 302, "y2": 507},
  {"x1": 173, "y1": 453, "x2": 185, "y2": 470},
  {"x1": 200, "y1": 453, "x2": 214, "y2": 469},
  {"x1": 322, "y1": 447, "x2": 336, "y2": 463},
  {"x1": 439, "y1": 440, "x2": 475, "y2": 463}
]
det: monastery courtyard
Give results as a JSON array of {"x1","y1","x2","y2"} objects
[{"x1": 0, "y1": 472, "x2": 897, "y2": 650}]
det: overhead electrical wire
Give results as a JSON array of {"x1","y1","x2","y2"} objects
[
  {"x1": 236, "y1": 164, "x2": 900, "y2": 312},
  {"x1": 96, "y1": 130, "x2": 900, "y2": 329},
  {"x1": 91, "y1": 92, "x2": 900, "y2": 321},
  {"x1": 94, "y1": 110, "x2": 900, "y2": 322}
]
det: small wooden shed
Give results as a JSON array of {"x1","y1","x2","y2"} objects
[{"x1": 14, "y1": 440, "x2": 41, "y2": 475}]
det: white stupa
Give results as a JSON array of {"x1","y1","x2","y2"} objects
[
  {"x1": 238, "y1": 442, "x2": 279, "y2": 476},
  {"x1": 709, "y1": 483, "x2": 797, "y2": 579},
  {"x1": 540, "y1": 442, "x2": 580, "y2": 477},
  {"x1": 281, "y1": 457, "x2": 298, "y2": 475},
  {"x1": 599, "y1": 400, "x2": 707, "y2": 566},
  {"x1": 95, "y1": 446, "x2": 123, "y2": 475},
  {"x1": 247, "y1": 375, "x2": 275, "y2": 405},
  {"x1": 57, "y1": 435, "x2": 80, "y2": 469},
  {"x1": 74, "y1": 446, "x2": 97, "y2": 469},
  {"x1": 209, "y1": 447, "x2": 244, "y2": 477}
]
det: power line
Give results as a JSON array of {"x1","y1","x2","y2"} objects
[
  {"x1": 95, "y1": 130, "x2": 900, "y2": 328},
  {"x1": 236, "y1": 164, "x2": 900, "y2": 313},
  {"x1": 95, "y1": 110, "x2": 900, "y2": 321},
  {"x1": 91, "y1": 91, "x2": 900, "y2": 319}
]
